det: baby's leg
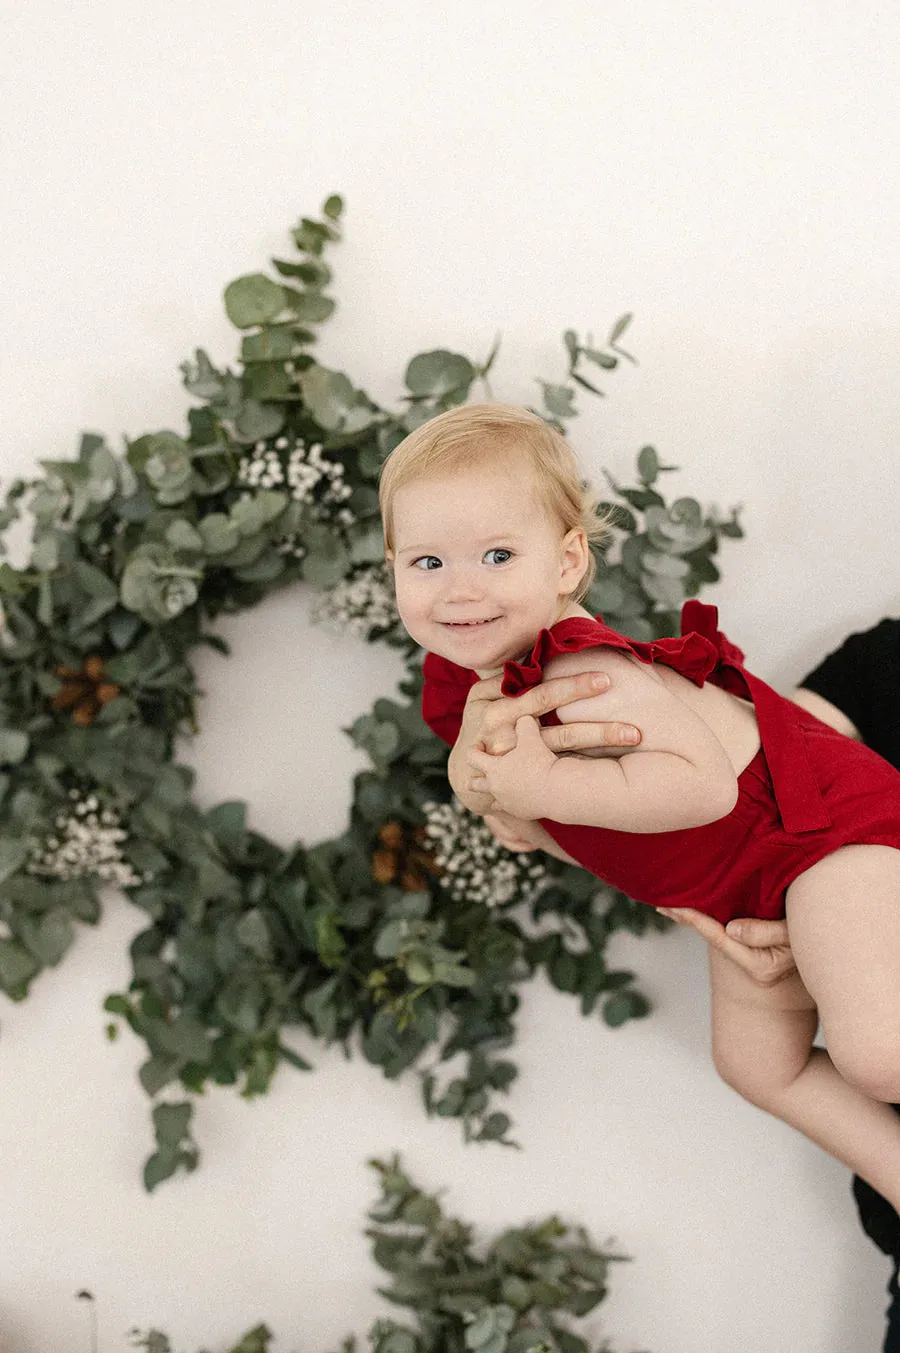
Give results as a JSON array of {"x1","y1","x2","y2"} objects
[
  {"x1": 786, "y1": 844, "x2": 900, "y2": 1104},
  {"x1": 709, "y1": 945, "x2": 900, "y2": 1210}
]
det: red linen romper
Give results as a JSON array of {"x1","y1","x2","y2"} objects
[{"x1": 421, "y1": 601, "x2": 900, "y2": 923}]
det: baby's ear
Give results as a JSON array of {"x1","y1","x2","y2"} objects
[{"x1": 559, "y1": 529, "x2": 589, "y2": 592}]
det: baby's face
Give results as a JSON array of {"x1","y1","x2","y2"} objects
[{"x1": 389, "y1": 459, "x2": 586, "y2": 675}]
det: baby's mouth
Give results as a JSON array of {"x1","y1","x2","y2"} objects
[{"x1": 441, "y1": 617, "x2": 501, "y2": 628}]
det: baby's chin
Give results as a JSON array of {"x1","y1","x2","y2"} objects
[{"x1": 430, "y1": 634, "x2": 526, "y2": 673}]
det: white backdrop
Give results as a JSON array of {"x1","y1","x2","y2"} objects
[{"x1": 1, "y1": 3, "x2": 899, "y2": 1351}]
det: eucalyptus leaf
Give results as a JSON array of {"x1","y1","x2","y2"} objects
[
  {"x1": 181, "y1": 348, "x2": 227, "y2": 399},
  {"x1": 205, "y1": 800, "x2": 248, "y2": 854},
  {"x1": 0, "y1": 938, "x2": 40, "y2": 995},
  {"x1": 283, "y1": 289, "x2": 335, "y2": 324},
  {"x1": 299, "y1": 365, "x2": 357, "y2": 430},
  {"x1": 199, "y1": 514, "x2": 241, "y2": 555},
  {"x1": 349, "y1": 525, "x2": 387, "y2": 565},
  {"x1": 143, "y1": 1150, "x2": 180, "y2": 1192},
  {"x1": 19, "y1": 909, "x2": 74, "y2": 967},
  {"x1": 224, "y1": 274, "x2": 286, "y2": 328},
  {"x1": 139, "y1": 1054, "x2": 182, "y2": 1096},
  {"x1": 639, "y1": 549, "x2": 690, "y2": 579},
  {"x1": 233, "y1": 399, "x2": 285, "y2": 442},
  {"x1": 31, "y1": 532, "x2": 60, "y2": 572},
  {"x1": 0, "y1": 729, "x2": 29, "y2": 765},
  {"x1": 301, "y1": 530, "x2": 349, "y2": 587},
  {"x1": 640, "y1": 571, "x2": 685, "y2": 607},
  {"x1": 241, "y1": 328, "x2": 294, "y2": 363},
  {"x1": 162, "y1": 1015, "x2": 212, "y2": 1063},
  {"x1": 636, "y1": 445, "x2": 660, "y2": 486},
  {"x1": 539, "y1": 383, "x2": 577, "y2": 420},
  {"x1": 0, "y1": 837, "x2": 29, "y2": 883},
  {"x1": 405, "y1": 351, "x2": 476, "y2": 399},
  {"x1": 165, "y1": 519, "x2": 204, "y2": 552},
  {"x1": 584, "y1": 347, "x2": 618, "y2": 370},
  {"x1": 236, "y1": 909, "x2": 272, "y2": 959},
  {"x1": 75, "y1": 561, "x2": 119, "y2": 601}
]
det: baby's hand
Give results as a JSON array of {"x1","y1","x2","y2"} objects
[{"x1": 466, "y1": 716, "x2": 558, "y2": 820}]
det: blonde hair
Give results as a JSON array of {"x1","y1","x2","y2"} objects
[{"x1": 379, "y1": 402, "x2": 609, "y2": 601}]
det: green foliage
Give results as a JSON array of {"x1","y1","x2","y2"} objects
[
  {"x1": 0, "y1": 198, "x2": 743, "y2": 1187},
  {"x1": 127, "y1": 1158, "x2": 629, "y2": 1353}
]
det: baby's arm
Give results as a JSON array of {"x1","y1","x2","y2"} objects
[
  {"x1": 467, "y1": 648, "x2": 738, "y2": 832},
  {"x1": 447, "y1": 669, "x2": 641, "y2": 815}
]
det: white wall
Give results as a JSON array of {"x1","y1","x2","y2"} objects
[{"x1": 1, "y1": 3, "x2": 899, "y2": 1350}]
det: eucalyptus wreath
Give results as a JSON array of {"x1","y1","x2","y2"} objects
[{"x1": 0, "y1": 196, "x2": 742, "y2": 1189}]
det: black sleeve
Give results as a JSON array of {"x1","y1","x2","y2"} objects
[{"x1": 799, "y1": 618, "x2": 900, "y2": 767}]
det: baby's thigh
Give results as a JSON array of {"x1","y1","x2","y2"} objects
[
  {"x1": 708, "y1": 946, "x2": 818, "y2": 1107},
  {"x1": 786, "y1": 844, "x2": 900, "y2": 1096}
]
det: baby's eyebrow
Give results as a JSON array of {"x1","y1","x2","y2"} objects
[{"x1": 394, "y1": 532, "x2": 525, "y2": 557}]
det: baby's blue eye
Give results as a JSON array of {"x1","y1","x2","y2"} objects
[
  {"x1": 413, "y1": 555, "x2": 442, "y2": 570},
  {"x1": 484, "y1": 548, "x2": 513, "y2": 565}
]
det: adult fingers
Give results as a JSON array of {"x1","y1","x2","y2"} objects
[
  {"x1": 658, "y1": 907, "x2": 796, "y2": 986},
  {"x1": 479, "y1": 673, "x2": 617, "y2": 754},
  {"x1": 514, "y1": 670, "x2": 611, "y2": 718},
  {"x1": 542, "y1": 720, "x2": 641, "y2": 753},
  {"x1": 717, "y1": 938, "x2": 797, "y2": 985},
  {"x1": 469, "y1": 671, "x2": 617, "y2": 755},
  {"x1": 465, "y1": 675, "x2": 505, "y2": 705},
  {"x1": 657, "y1": 907, "x2": 729, "y2": 945},
  {"x1": 724, "y1": 917, "x2": 791, "y2": 947}
]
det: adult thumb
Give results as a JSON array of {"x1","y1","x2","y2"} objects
[{"x1": 726, "y1": 918, "x2": 790, "y2": 947}]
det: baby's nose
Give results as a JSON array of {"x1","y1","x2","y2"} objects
[{"x1": 442, "y1": 567, "x2": 485, "y2": 601}]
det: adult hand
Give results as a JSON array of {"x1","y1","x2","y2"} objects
[
  {"x1": 483, "y1": 811, "x2": 582, "y2": 867},
  {"x1": 448, "y1": 670, "x2": 641, "y2": 814},
  {"x1": 483, "y1": 811, "x2": 548, "y2": 853},
  {"x1": 656, "y1": 908, "x2": 797, "y2": 987}
]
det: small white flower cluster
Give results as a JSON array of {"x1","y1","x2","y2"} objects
[
  {"x1": 238, "y1": 436, "x2": 355, "y2": 525},
  {"x1": 27, "y1": 790, "x2": 141, "y2": 888},
  {"x1": 311, "y1": 563, "x2": 400, "y2": 639},
  {"x1": 422, "y1": 799, "x2": 547, "y2": 910},
  {"x1": 238, "y1": 445, "x2": 284, "y2": 490}
]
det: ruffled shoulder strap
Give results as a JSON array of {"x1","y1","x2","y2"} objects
[
  {"x1": 683, "y1": 600, "x2": 829, "y2": 832},
  {"x1": 502, "y1": 605, "x2": 724, "y2": 696},
  {"x1": 679, "y1": 600, "x2": 747, "y2": 692}
]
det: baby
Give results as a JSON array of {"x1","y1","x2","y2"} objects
[{"x1": 379, "y1": 401, "x2": 900, "y2": 1214}]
